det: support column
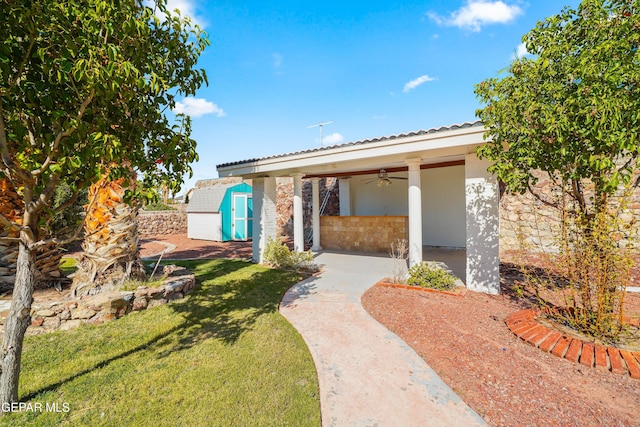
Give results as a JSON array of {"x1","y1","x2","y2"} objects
[
  {"x1": 406, "y1": 158, "x2": 423, "y2": 267},
  {"x1": 338, "y1": 178, "x2": 351, "y2": 216},
  {"x1": 292, "y1": 173, "x2": 304, "y2": 252},
  {"x1": 465, "y1": 153, "x2": 500, "y2": 294},
  {"x1": 251, "y1": 177, "x2": 277, "y2": 263},
  {"x1": 311, "y1": 178, "x2": 321, "y2": 251}
]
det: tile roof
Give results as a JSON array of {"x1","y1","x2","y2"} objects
[{"x1": 217, "y1": 121, "x2": 483, "y2": 169}]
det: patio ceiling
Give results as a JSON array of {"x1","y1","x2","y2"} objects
[{"x1": 217, "y1": 121, "x2": 487, "y2": 179}]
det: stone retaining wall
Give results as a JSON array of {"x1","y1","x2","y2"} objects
[
  {"x1": 19, "y1": 267, "x2": 196, "y2": 334},
  {"x1": 138, "y1": 208, "x2": 187, "y2": 237}
]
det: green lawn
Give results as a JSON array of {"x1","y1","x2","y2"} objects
[{"x1": 3, "y1": 260, "x2": 320, "y2": 426}]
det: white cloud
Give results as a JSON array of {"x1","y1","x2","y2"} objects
[
  {"x1": 173, "y1": 97, "x2": 225, "y2": 118},
  {"x1": 429, "y1": 1, "x2": 522, "y2": 32},
  {"x1": 322, "y1": 133, "x2": 344, "y2": 145},
  {"x1": 146, "y1": 0, "x2": 205, "y2": 27},
  {"x1": 515, "y1": 42, "x2": 529, "y2": 58},
  {"x1": 403, "y1": 75, "x2": 436, "y2": 93}
]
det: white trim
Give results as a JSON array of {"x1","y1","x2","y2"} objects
[{"x1": 218, "y1": 125, "x2": 486, "y2": 178}]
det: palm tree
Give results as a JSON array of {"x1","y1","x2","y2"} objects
[
  {"x1": 0, "y1": 179, "x2": 64, "y2": 288},
  {"x1": 0, "y1": 180, "x2": 21, "y2": 288},
  {"x1": 72, "y1": 175, "x2": 145, "y2": 297}
]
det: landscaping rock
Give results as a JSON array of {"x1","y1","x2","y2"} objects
[{"x1": 20, "y1": 267, "x2": 196, "y2": 334}]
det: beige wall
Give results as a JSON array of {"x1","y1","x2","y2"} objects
[{"x1": 320, "y1": 216, "x2": 408, "y2": 253}]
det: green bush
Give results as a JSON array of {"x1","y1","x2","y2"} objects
[
  {"x1": 407, "y1": 262, "x2": 457, "y2": 291},
  {"x1": 263, "y1": 238, "x2": 316, "y2": 272}
]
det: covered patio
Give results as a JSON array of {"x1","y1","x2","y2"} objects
[{"x1": 217, "y1": 121, "x2": 500, "y2": 294}]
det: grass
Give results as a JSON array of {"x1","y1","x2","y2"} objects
[{"x1": 3, "y1": 260, "x2": 320, "y2": 426}]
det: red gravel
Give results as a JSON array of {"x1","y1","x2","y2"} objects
[
  {"x1": 361, "y1": 273, "x2": 640, "y2": 427},
  {"x1": 139, "y1": 234, "x2": 252, "y2": 260}
]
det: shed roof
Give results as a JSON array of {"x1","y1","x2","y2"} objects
[{"x1": 186, "y1": 184, "x2": 237, "y2": 213}]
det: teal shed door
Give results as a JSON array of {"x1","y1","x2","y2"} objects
[{"x1": 232, "y1": 194, "x2": 252, "y2": 240}]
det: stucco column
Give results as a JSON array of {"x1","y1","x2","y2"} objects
[
  {"x1": 311, "y1": 178, "x2": 322, "y2": 251},
  {"x1": 338, "y1": 177, "x2": 351, "y2": 216},
  {"x1": 465, "y1": 153, "x2": 500, "y2": 294},
  {"x1": 292, "y1": 173, "x2": 304, "y2": 252},
  {"x1": 251, "y1": 176, "x2": 277, "y2": 263},
  {"x1": 406, "y1": 158, "x2": 423, "y2": 267}
]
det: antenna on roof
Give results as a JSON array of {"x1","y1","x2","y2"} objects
[{"x1": 307, "y1": 121, "x2": 334, "y2": 147}]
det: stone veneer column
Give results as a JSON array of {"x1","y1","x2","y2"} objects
[
  {"x1": 465, "y1": 152, "x2": 500, "y2": 294},
  {"x1": 406, "y1": 158, "x2": 423, "y2": 267},
  {"x1": 252, "y1": 177, "x2": 277, "y2": 263},
  {"x1": 311, "y1": 178, "x2": 321, "y2": 251},
  {"x1": 292, "y1": 173, "x2": 304, "y2": 252},
  {"x1": 339, "y1": 177, "x2": 351, "y2": 216}
]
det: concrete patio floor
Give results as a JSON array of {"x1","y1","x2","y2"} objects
[{"x1": 279, "y1": 250, "x2": 485, "y2": 427}]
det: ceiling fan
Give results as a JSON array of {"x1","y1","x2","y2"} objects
[{"x1": 362, "y1": 169, "x2": 408, "y2": 187}]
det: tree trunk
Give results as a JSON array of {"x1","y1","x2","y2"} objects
[
  {"x1": 0, "y1": 238, "x2": 36, "y2": 409},
  {"x1": 0, "y1": 179, "x2": 63, "y2": 289},
  {"x1": 72, "y1": 176, "x2": 145, "y2": 297}
]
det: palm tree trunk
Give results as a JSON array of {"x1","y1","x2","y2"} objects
[
  {"x1": 72, "y1": 176, "x2": 145, "y2": 297},
  {"x1": 0, "y1": 179, "x2": 62, "y2": 289}
]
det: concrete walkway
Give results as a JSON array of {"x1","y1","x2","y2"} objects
[{"x1": 280, "y1": 252, "x2": 486, "y2": 427}]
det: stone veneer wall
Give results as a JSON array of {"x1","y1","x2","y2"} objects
[
  {"x1": 320, "y1": 216, "x2": 409, "y2": 253},
  {"x1": 499, "y1": 170, "x2": 640, "y2": 252},
  {"x1": 138, "y1": 206, "x2": 187, "y2": 237},
  {"x1": 276, "y1": 177, "x2": 340, "y2": 240}
]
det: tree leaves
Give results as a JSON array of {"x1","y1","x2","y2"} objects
[{"x1": 476, "y1": 0, "x2": 640, "y2": 213}]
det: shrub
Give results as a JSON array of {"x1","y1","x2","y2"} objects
[
  {"x1": 388, "y1": 239, "x2": 408, "y2": 284},
  {"x1": 407, "y1": 262, "x2": 457, "y2": 291},
  {"x1": 143, "y1": 202, "x2": 176, "y2": 211},
  {"x1": 262, "y1": 238, "x2": 316, "y2": 272}
]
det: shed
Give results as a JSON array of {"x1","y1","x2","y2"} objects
[{"x1": 186, "y1": 182, "x2": 253, "y2": 241}]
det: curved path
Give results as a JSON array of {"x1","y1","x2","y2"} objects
[{"x1": 280, "y1": 252, "x2": 486, "y2": 427}]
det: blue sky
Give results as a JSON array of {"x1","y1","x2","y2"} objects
[{"x1": 165, "y1": 0, "x2": 580, "y2": 194}]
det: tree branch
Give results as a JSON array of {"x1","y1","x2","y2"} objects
[
  {"x1": 527, "y1": 183, "x2": 560, "y2": 210},
  {"x1": 31, "y1": 89, "x2": 95, "y2": 177},
  {"x1": 0, "y1": 99, "x2": 32, "y2": 185},
  {"x1": 10, "y1": 32, "x2": 36, "y2": 89}
]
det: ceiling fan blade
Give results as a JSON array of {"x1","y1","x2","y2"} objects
[
  {"x1": 362, "y1": 178, "x2": 378, "y2": 184},
  {"x1": 389, "y1": 177, "x2": 408, "y2": 180}
]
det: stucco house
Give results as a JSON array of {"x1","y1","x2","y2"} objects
[{"x1": 216, "y1": 121, "x2": 500, "y2": 294}]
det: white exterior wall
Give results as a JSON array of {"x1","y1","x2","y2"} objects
[
  {"x1": 252, "y1": 177, "x2": 277, "y2": 263},
  {"x1": 351, "y1": 172, "x2": 408, "y2": 216},
  {"x1": 465, "y1": 153, "x2": 500, "y2": 294},
  {"x1": 187, "y1": 213, "x2": 221, "y2": 241},
  {"x1": 421, "y1": 166, "x2": 466, "y2": 247},
  {"x1": 349, "y1": 167, "x2": 466, "y2": 248}
]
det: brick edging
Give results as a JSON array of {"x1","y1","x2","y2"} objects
[
  {"x1": 506, "y1": 309, "x2": 640, "y2": 379},
  {"x1": 375, "y1": 280, "x2": 466, "y2": 297}
]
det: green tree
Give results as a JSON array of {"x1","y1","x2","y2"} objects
[
  {"x1": 476, "y1": 0, "x2": 639, "y2": 212},
  {"x1": 475, "y1": 0, "x2": 639, "y2": 340},
  {"x1": 0, "y1": 0, "x2": 208, "y2": 407}
]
